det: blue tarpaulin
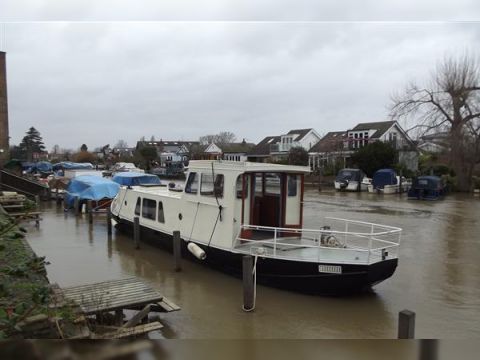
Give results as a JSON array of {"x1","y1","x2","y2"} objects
[
  {"x1": 34, "y1": 161, "x2": 53, "y2": 173},
  {"x1": 53, "y1": 162, "x2": 94, "y2": 171},
  {"x1": 65, "y1": 175, "x2": 120, "y2": 208},
  {"x1": 112, "y1": 172, "x2": 162, "y2": 186},
  {"x1": 372, "y1": 169, "x2": 398, "y2": 189}
]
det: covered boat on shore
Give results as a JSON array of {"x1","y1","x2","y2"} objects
[
  {"x1": 408, "y1": 175, "x2": 446, "y2": 200},
  {"x1": 334, "y1": 168, "x2": 369, "y2": 192},
  {"x1": 111, "y1": 160, "x2": 402, "y2": 295},
  {"x1": 368, "y1": 168, "x2": 410, "y2": 194},
  {"x1": 65, "y1": 175, "x2": 120, "y2": 211}
]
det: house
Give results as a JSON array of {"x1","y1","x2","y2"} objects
[
  {"x1": 136, "y1": 140, "x2": 199, "y2": 166},
  {"x1": 247, "y1": 129, "x2": 321, "y2": 162},
  {"x1": 200, "y1": 140, "x2": 255, "y2": 161},
  {"x1": 308, "y1": 131, "x2": 348, "y2": 171},
  {"x1": 417, "y1": 132, "x2": 450, "y2": 154},
  {"x1": 309, "y1": 121, "x2": 418, "y2": 172}
]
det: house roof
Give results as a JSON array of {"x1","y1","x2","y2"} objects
[
  {"x1": 309, "y1": 131, "x2": 347, "y2": 153},
  {"x1": 350, "y1": 121, "x2": 396, "y2": 138},
  {"x1": 286, "y1": 128, "x2": 313, "y2": 141},
  {"x1": 221, "y1": 142, "x2": 255, "y2": 154},
  {"x1": 247, "y1": 136, "x2": 281, "y2": 156}
]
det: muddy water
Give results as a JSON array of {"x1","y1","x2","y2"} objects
[{"x1": 25, "y1": 190, "x2": 480, "y2": 338}]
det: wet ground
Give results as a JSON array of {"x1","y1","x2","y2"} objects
[{"x1": 25, "y1": 189, "x2": 480, "y2": 338}]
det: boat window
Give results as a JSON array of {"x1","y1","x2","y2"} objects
[
  {"x1": 254, "y1": 173, "x2": 263, "y2": 196},
  {"x1": 265, "y1": 173, "x2": 281, "y2": 195},
  {"x1": 288, "y1": 175, "x2": 297, "y2": 196},
  {"x1": 185, "y1": 172, "x2": 199, "y2": 194},
  {"x1": 201, "y1": 173, "x2": 224, "y2": 198},
  {"x1": 134, "y1": 197, "x2": 141, "y2": 216},
  {"x1": 142, "y1": 198, "x2": 156, "y2": 220},
  {"x1": 236, "y1": 175, "x2": 249, "y2": 199},
  {"x1": 158, "y1": 201, "x2": 165, "y2": 223}
]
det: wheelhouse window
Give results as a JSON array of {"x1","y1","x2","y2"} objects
[
  {"x1": 134, "y1": 197, "x2": 141, "y2": 216},
  {"x1": 142, "y1": 198, "x2": 156, "y2": 220},
  {"x1": 185, "y1": 172, "x2": 199, "y2": 194},
  {"x1": 288, "y1": 175, "x2": 297, "y2": 196},
  {"x1": 265, "y1": 173, "x2": 281, "y2": 195},
  {"x1": 201, "y1": 173, "x2": 224, "y2": 198},
  {"x1": 158, "y1": 201, "x2": 165, "y2": 223},
  {"x1": 236, "y1": 175, "x2": 249, "y2": 199}
]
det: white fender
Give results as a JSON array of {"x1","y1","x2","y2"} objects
[{"x1": 187, "y1": 242, "x2": 206, "y2": 260}]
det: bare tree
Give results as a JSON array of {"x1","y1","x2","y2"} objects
[
  {"x1": 391, "y1": 54, "x2": 480, "y2": 191},
  {"x1": 114, "y1": 139, "x2": 128, "y2": 149},
  {"x1": 199, "y1": 131, "x2": 237, "y2": 145}
]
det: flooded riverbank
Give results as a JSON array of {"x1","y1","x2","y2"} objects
[{"x1": 24, "y1": 190, "x2": 480, "y2": 338}]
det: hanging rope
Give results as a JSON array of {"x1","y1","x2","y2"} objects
[{"x1": 188, "y1": 201, "x2": 200, "y2": 242}]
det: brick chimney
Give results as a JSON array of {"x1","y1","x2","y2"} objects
[{"x1": 0, "y1": 51, "x2": 9, "y2": 164}]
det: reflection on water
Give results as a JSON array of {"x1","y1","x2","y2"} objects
[{"x1": 24, "y1": 190, "x2": 480, "y2": 338}]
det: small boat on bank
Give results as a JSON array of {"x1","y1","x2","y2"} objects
[
  {"x1": 65, "y1": 175, "x2": 120, "y2": 211},
  {"x1": 368, "y1": 169, "x2": 410, "y2": 194},
  {"x1": 334, "y1": 168, "x2": 370, "y2": 192},
  {"x1": 111, "y1": 161, "x2": 402, "y2": 295},
  {"x1": 408, "y1": 175, "x2": 446, "y2": 200}
]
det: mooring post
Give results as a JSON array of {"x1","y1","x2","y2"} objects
[
  {"x1": 134, "y1": 216, "x2": 140, "y2": 249},
  {"x1": 107, "y1": 208, "x2": 112, "y2": 235},
  {"x1": 318, "y1": 168, "x2": 322, "y2": 192},
  {"x1": 87, "y1": 200, "x2": 93, "y2": 224},
  {"x1": 399, "y1": 169, "x2": 403, "y2": 195},
  {"x1": 419, "y1": 340, "x2": 438, "y2": 360},
  {"x1": 34, "y1": 195, "x2": 40, "y2": 209},
  {"x1": 398, "y1": 309, "x2": 415, "y2": 339},
  {"x1": 74, "y1": 197, "x2": 80, "y2": 216},
  {"x1": 55, "y1": 188, "x2": 60, "y2": 205},
  {"x1": 242, "y1": 255, "x2": 255, "y2": 312},
  {"x1": 173, "y1": 230, "x2": 182, "y2": 272}
]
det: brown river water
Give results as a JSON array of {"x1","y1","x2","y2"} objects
[{"x1": 24, "y1": 189, "x2": 480, "y2": 339}]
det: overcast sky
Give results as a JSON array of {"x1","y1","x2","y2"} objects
[{"x1": 1, "y1": 1, "x2": 480, "y2": 150}]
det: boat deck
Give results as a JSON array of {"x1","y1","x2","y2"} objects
[{"x1": 233, "y1": 237, "x2": 385, "y2": 265}]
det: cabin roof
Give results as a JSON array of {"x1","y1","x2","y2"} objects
[{"x1": 187, "y1": 160, "x2": 311, "y2": 174}]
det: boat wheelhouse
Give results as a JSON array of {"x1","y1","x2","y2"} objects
[{"x1": 111, "y1": 160, "x2": 402, "y2": 295}]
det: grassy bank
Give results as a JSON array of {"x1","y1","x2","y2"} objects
[{"x1": 0, "y1": 208, "x2": 80, "y2": 338}]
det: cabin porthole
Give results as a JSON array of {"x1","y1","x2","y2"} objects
[{"x1": 178, "y1": 213, "x2": 183, "y2": 220}]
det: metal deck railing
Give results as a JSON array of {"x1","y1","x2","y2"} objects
[{"x1": 233, "y1": 217, "x2": 402, "y2": 265}]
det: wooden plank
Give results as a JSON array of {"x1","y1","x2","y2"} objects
[
  {"x1": 156, "y1": 297, "x2": 181, "y2": 312},
  {"x1": 122, "y1": 304, "x2": 151, "y2": 328},
  {"x1": 63, "y1": 286, "x2": 159, "y2": 301},
  {"x1": 93, "y1": 321, "x2": 164, "y2": 339}
]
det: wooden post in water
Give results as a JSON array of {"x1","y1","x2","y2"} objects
[
  {"x1": 399, "y1": 169, "x2": 403, "y2": 195},
  {"x1": 242, "y1": 255, "x2": 254, "y2": 312},
  {"x1": 419, "y1": 340, "x2": 438, "y2": 360},
  {"x1": 107, "y1": 208, "x2": 112, "y2": 235},
  {"x1": 318, "y1": 168, "x2": 322, "y2": 192},
  {"x1": 173, "y1": 230, "x2": 182, "y2": 272},
  {"x1": 34, "y1": 195, "x2": 40, "y2": 209},
  {"x1": 74, "y1": 197, "x2": 80, "y2": 216},
  {"x1": 134, "y1": 216, "x2": 140, "y2": 249},
  {"x1": 87, "y1": 200, "x2": 93, "y2": 224},
  {"x1": 398, "y1": 309, "x2": 415, "y2": 339}
]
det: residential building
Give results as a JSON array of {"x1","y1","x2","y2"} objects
[
  {"x1": 201, "y1": 140, "x2": 255, "y2": 161},
  {"x1": 136, "y1": 140, "x2": 199, "y2": 166},
  {"x1": 309, "y1": 121, "x2": 418, "y2": 172},
  {"x1": 248, "y1": 129, "x2": 321, "y2": 162}
]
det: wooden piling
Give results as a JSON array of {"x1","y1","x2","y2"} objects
[
  {"x1": 34, "y1": 195, "x2": 40, "y2": 208},
  {"x1": 173, "y1": 231, "x2": 182, "y2": 272},
  {"x1": 74, "y1": 197, "x2": 80, "y2": 216},
  {"x1": 134, "y1": 216, "x2": 140, "y2": 249},
  {"x1": 419, "y1": 340, "x2": 438, "y2": 360},
  {"x1": 107, "y1": 208, "x2": 112, "y2": 235},
  {"x1": 87, "y1": 200, "x2": 93, "y2": 224},
  {"x1": 398, "y1": 309, "x2": 415, "y2": 339},
  {"x1": 242, "y1": 255, "x2": 254, "y2": 311}
]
